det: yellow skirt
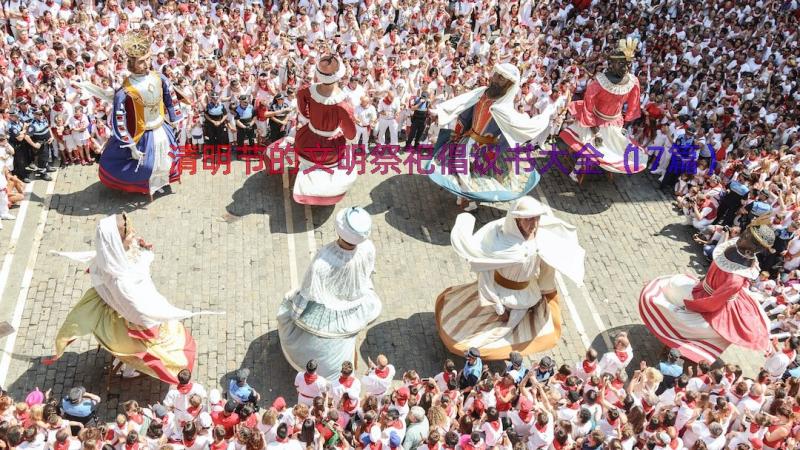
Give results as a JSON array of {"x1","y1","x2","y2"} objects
[
  {"x1": 434, "y1": 282, "x2": 561, "y2": 360},
  {"x1": 49, "y1": 288, "x2": 196, "y2": 384}
]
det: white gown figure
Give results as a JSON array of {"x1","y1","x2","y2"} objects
[
  {"x1": 436, "y1": 197, "x2": 585, "y2": 360},
  {"x1": 278, "y1": 207, "x2": 382, "y2": 378}
]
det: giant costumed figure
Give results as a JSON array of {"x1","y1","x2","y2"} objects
[
  {"x1": 277, "y1": 206, "x2": 382, "y2": 378},
  {"x1": 291, "y1": 55, "x2": 358, "y2": 206},
  {"x1": 46, "y1": 214, "x2": 221, "y2": 383},
  {"x1": 435, "y1": 196, "x2": 585, "y2": 360},
  {"x1": 91, "y1": 31, "x2": 183, "y2": 200},
  {"x1": 558, "y1": 39, "x2": 646, "y2": 180},
  {"x1": 428, "y1": 64, "x2": 559, "y2": 211},
  {"x1": 639, "y1": 220, "x2": 774, "y2": 363}
]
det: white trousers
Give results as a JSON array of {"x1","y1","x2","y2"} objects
[
  {"x1": 377, "y1": 118, "x2": 398, "y2": 145},
  {"x1": 355, "y1": 125, "x2": 371, "y2": 147}
]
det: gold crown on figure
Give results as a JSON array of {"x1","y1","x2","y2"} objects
[
  {"x1": 611, "y1": 38, "x2": 638, "y2": 61},
  {"x1": 121, "y1": 31, "x2": 152, "y2": 59}
]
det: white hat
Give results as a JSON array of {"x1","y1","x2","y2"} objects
[
  {"x1": 197, "y1": 412, "x2": 213, "y2": 429},
  {"x1": 494, "y1": 63, "x2": 521, "y2": 84},
  {"x1": 335, "y1": 207, "x2": 372, "y2": 245},
  {"x1": 508, "y1": 196, "x2": 550, "y2": 218},
  {"x1": 209, "y1": 388, "x2": 221, "y2": 404}
]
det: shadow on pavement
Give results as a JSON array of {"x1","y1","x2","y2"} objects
[
  {"x1": 50, "y1": 182, "x2": 152, "y2": 216},
  {"x1": 589, "y1": 324, "x2": 668, "y2": 378},
  {"x1": 7, "y1": 348, "x2": 168, "y2": 420},
  {"x1": 365, "y1": 175, "x2": 506, "y2": 246},
  {"x1": 224, "y1": 171, "x2": 334, "y2": 233},
  {"x1": 221, "y1": 329, "x2": 296, "y2": 408}
]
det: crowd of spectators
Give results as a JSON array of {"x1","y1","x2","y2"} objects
[
  {"x1": 4, "y1": 338, "x2": 800, "y2": 450},
  {"x1": 0, "y1": 0, "x2": 798, "y2": 448}
]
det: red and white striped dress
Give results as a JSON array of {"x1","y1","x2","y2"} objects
[{"x1": 639, "y1": 238, "x2": 770, "y2": 363}]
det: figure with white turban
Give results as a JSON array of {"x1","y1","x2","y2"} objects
[
  {"x1": 558, "y1": 39, "x2": 647, "y2": 181},
  {"x1": 278, "y1": 206, "x2": 382, "y2": 378},
  {"x1": 428, "y1": 64, "x2": 560, "y2": 211},
  {"x1": 46, "y1": 214, "x2": 220, "y2": 383},
  {"x1": 289, "y1": 55, "x2": 358, "y2": 206},
  {"x1": 435, "y1": 196, "x2": 585, "y2": 360}
]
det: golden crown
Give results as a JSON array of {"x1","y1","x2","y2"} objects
[
  {"x1": 611, "y1": 38, "x2": 638, "y2": 61},
  {"x1": 121, "y1": 31, "x2": 152, "y2": 59}
]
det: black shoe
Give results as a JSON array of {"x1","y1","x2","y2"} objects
[
  {"x1": 46, "y1": 166, "x2": 57, "y2": 173},
  {"x1": 39, "y1": 173, "x2": 52, "y2": 181},
  {"x1": 22, "y1": 177, "x2": 31, "y2": 183}
]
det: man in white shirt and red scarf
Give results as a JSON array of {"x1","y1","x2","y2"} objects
[
  {"x1": 558, "y1": 39, "x2": 646, "y2": 180},
  {"x1": 294, "y1": 359, "x2": 329, "y2": 407}
]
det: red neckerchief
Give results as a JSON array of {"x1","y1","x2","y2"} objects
[
  {"x1": 669, "y1": 439, "x2": 680, "y2": 450},
  {"x1": 684, "y1": 400, "x2": 696, "y2": 409},
  {"x1": 724, "y1": 372, "x2": 736, "y2": 384},
  {"x1": 177, "y1": 382, "x2": 193, "y2": 394},
  {"x1": 611, "y1": 379, "x2": 624, "y2": 389},
  {"x1": 187, "y1": 405, "x2": 201, "y2": 417},
  {"x1": 54, "y1": 441, "x2": 69, "y2": 450},
  {"x1": 368, "y1": 442, "x2": 382, "y2": 450},
  {"x1": 183, "y1": 438, "x2": 196, "y2": 448},
  {"x1": 518, "y1": 408, "x2": 532, "y2": 422},
  {"x1": 783, "y1": 348, "x2": 796, "y2": 359},
  {"x1": 674, "y1": 386, "x2": 685, "y2": 395},
  {"x1": 442, "y1": 371, "x2": 452, "y2": 384},
  {"x1": 277, "y1": 436, "x2": 289, "y2": 444},
  {"x1": 750, "y1": 422, "x2": 761, "y2": 433},
  {"x1": 534, "y1": 421, "x2": 547, "y2": 432},
  {"x1": 554, "y1": 373, "x2": 567, "y2": 383},
  {"x1": 304, "y1": 372, "x2": 318, "y2": 385},
  {"x1": 427, "y1": 444, "x2": 439, "y2": 450},
  {"x1": 343, "y1": 397, "x2": 358, "y2": 412},
  {"x1": 128, "y1": 413, "x2": 143, "y2": 425},
  {"x1": 607, "y1": 418, "x2": 619, "y2": 427},
  {"x1": 125, "y1": 443, "x2": 139, "y2": 450},
  {"x1": 552, "y1": 440, "x2": 564, "y2": 450},
  {"x1": 383, "y1": 97, "x2": 393, "y2": 105},
  {"x1": 642, "y1": 399, "x2": 654, "y2": 415},
  {"x1": 615, "y1": 350, "x2": 629, "y2": 363},
  {"x1": 488, "y1": 420, "x2": 501, "y2": 431},
  {"x1": 582, "y1": 360, "x2": 597, "y2": 374},
  {"x1": 567, "y1": 402, "x2": 580, "y2": 410},
  {"x1": 374, "y1": 366, "x2": 389, "y2": 378},
  {"x1": 339, "y1": 375, "x2": 354, "y2": 388}
]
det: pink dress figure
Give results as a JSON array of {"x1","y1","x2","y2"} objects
[
  {"x1": 640, "y1": 224, "x2": 774, "y2": 363},
  {"x1": 291, "y1": 56, "x2": 358, "y2": 206},
  {"x1": 559, "y1": 39, "x2": 646, "y2": 176}
]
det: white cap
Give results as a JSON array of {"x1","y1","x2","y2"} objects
[
  {"x1": 335, "y1": 207, "x2": 372, "y2": 245},
  {"x1": 209, "y1": 388, "x2": 221, "y2": 404},
  {"x1": 508, "y1": 196, "x2": 550, "y2": 218},
  {"x1": 197, "y1": 412, "x2": 213, "y2": 429}
]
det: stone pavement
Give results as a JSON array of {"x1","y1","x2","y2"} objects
[{"x1": 0, "y1": 156, "x2": 761, "y2": 418}]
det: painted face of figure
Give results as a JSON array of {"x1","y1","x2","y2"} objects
[
  {"x1": 485, "y1": 72, "x2": 513, "y2": 99},
  {"x1": 515, "y1": 216, "x2": 540, "y2": 240},
  {"x1": 608, "y1": 57, "x2": 630, "y2": 79},
  {"x1": 127, "y1": 55, "x2": 150, "y2": 75}
]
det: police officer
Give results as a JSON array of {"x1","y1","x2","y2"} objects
[
  {"x1": 266, "y1": 93, "x2": 291, "y2": 144},
  {"x1": 25, "y1": 108, "x2": 55, "y2": 181},
  {"x1": 6, "y1": 109, "x2": 31, "y2": 183},
  {"x1": 203, "y1": 92, "x2": 228, "y2": 152},
  {"x1": 234, "y1": 95, "x2": 256, "y2": 151},
  {"x1": 406, "y1": 90, "x2": 431, "y2": 151}
]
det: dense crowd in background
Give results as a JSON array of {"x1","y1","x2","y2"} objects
[{"x1": 0, "y1": 0, "x2": 798, "y2": 448}]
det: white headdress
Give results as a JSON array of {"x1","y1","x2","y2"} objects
[
  {"x1": 316, "y1": 56, "x2": 346, "y2": 84},
  {"x1": 335, "y1": 207, "x2": 372, "y2": 245}
]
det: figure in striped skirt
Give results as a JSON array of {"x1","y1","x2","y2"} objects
[
  {"x1": 435, "y1": 196, "x2": 585, "y2": 360},
  {"x1": 639, "y1": 221, "x2": 775, "y2": 363}
]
